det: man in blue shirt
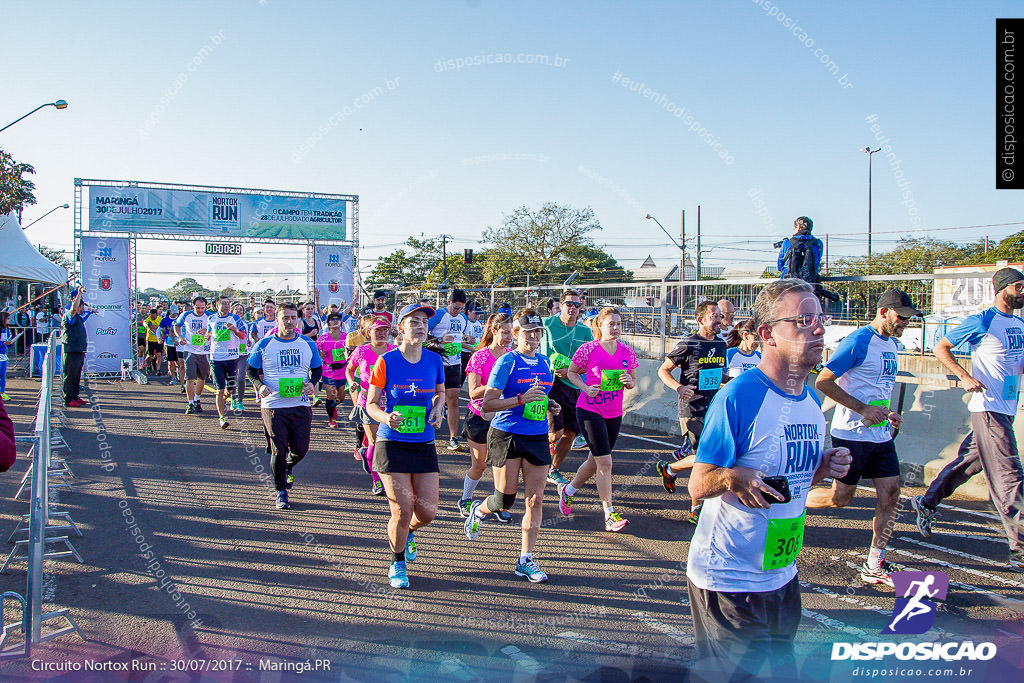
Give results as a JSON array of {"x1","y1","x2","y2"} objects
[
  {"x1": 62, "y1": 288, "x2": 94, "y2": 407},
  {"x1": 912, "y1": 268, "x2": 1024, "y2": 570}
]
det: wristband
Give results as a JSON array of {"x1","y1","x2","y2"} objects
[{"x1": 517, "y1": 394, "x2": 524, "y2": 406}]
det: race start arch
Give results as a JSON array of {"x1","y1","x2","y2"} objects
[{"x1": 73, "y1": 178, "x2": 358, "y2": 375}]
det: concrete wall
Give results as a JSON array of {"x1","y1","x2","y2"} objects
[{"x1": 621, "y1": 357, "x2": 1000, "y2": 501}]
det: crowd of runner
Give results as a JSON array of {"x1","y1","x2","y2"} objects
[{"x1": 87, "y1": 262, "x2": 1024, "y2": 679}]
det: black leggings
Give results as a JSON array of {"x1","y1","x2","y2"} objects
[{"x1": 578, "y1": 408, "x2": 621, "y2": 458}]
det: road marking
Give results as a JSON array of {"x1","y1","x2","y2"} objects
[
  {"x1": 555, "y1": 631, "x2": 690, "y2": 666},
  {"x1": 619, "y1": 432, "x2": 679, "y2": 449},
  {"x1": 499, "y1": 645, "x2": 544, "y2": 675},
  {"x1": 895, "y1": 537, "x2": 1023, "y2": 579}
]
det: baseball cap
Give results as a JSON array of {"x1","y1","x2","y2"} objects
[
  {"x1": 992, "y1": 267, "x2": 1024, "y2": 293},
  {"x1": 513, "y1": 313, "x2": 544, "y2": 331},
  {"x1": 368, "y1": 317, "x2": 390, "y2": 329},
  {"x1": 398, "y1": 303, "x2": 435, "y2": 321},
  {"x1": 373, "y1": 290, "x2": 387, "y2": 299},
  {"x1": 876, "y1": 289, "x2": 923, "y2": 318}
]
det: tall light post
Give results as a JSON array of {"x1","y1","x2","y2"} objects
[
  {"x1": 0, "y1": 99, "x2": 69, "y2": 133},
  {"x1": 646, "y1": 212, "x2": 684, "y2": 309},
  {"x1": 22, "y1": 204, "x2": 69, "y2": 230},
  {"x1": 863, "y1": 146, "x2": 881, "y2": 274}
]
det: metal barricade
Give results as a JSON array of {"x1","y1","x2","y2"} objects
[{"x1": 0, "y1": 333, "x2": 84, "y2": 657}]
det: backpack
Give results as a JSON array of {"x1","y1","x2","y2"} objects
[{"x1": 785, "y1": 237, "x2": 820, "y2": 283}]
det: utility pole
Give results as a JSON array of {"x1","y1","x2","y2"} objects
[
  {"x1": 825, "y1": 233, "x2": 830, "y2": 274},
  {"x1": 696, "y1": 205, "x2": 702, "y2": 283},
  {"x1": 441, "y1": 234, "x2": 448, "y2": 284},
  {"x1": 863, "y1": 146, "x2": 881, "y2": 274}
]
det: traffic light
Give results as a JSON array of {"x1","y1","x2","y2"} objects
[{"x1": 463, "y1": 249, "x2": 473, "y2": 264}]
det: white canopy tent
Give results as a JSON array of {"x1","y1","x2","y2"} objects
[{"x1": 0, "y1": 211, "x2": 68, "y2": 285}]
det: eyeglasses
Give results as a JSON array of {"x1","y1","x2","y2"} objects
[
  {"x1": 766, "y1": 313, "x2": 832, "y2": 328},
  {"x1": 562, "y1": 301, "x2": 581, "y2": 308}
]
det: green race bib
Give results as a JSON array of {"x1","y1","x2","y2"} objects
[
  {"x1": 762, "y1": 511, "x2": 805, "y2": 571},
  {"x1": 523, "y1": 396, "x2": 549, "y2": 421},
  {"x1": 239, "y1": 343, "x2": 246, "y2": 354},
  {"x1": 868, "y1": 399, "x2": 890, "y2": 428},
  {"x1": 332, "y1": 347, "x2": 346, "y2": 362},
  {"x1": 550, "y1": 352, "x2": 571, "y2": 370},
  {"x1": 214, "y1": 328, "x2": 231, "y2": 342},
  {"x1": 190, "y1": 333, "x2": 206, "y2": 347},
  {"x1": 600, "y1": 369, "x2": 624, "y2": 391},
  {"x1": 137, "y1": 325, "x2": 145, "y2": 335},
  {"x1": 278, "y1": 377, "x2": 303, "y2": 398},
  {"x1": 443, "y1": 342, "x2": 462, "y2": 357},
  {"x1": 395, "y1": 405, "x2": 426, "y2": 433}
]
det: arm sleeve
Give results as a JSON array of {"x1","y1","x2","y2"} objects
[
  {"x1": 247, "y1": 364, "x2": 262, "y2": 384},
  {"x1": 368, "y1": 356, "x2": 387, "y2": 389},
  {"x1": 694, "y1": 382, "x2": 760, "y2": 468},
  {"x1": 944, "y1": 312, "x2": 991, "y2": 348},
  {"x1": 570, "y1": 341, "x2": 593, "y2": 369},
  {"x1": 427, "y1": 309, "x2": 446, "y2": 333},
  {"x1": 777, "y1": 239, "x2": 790, "y2": 274},
  {"x1": 824, "y1": 328, "x2": 870, "y2": 378},
  {"x1": 309, "y1": 366, "x2": 323, "y2": 384}
]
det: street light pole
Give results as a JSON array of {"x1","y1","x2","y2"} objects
[
  {"x1": 22, "y1": 204, "x2": 70, "y2": 230},
  {"x1": 0, "y1": 100, "x2": 69, "y2": 134},
  {"x1": 863, "y1": 146, "x2": 881, "y2": 274}
]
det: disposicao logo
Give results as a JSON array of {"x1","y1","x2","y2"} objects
[{"x1": 883, "y1": 570, "x2": 948, "y2": 635}]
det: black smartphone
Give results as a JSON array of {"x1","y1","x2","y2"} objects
[{"x1": 761, "y1": 476, "x2": 792, "y2": 505}]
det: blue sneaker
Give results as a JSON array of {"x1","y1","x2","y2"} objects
[
  {"x1": 405, "y1": 533, "x2": 417, "y2": 562},
  {"x1": 465, "y1": 500, "x2": 483, "y2": 540},
  {"x1": 388, "y1": 560, "x2": 409, "y2": 589},
  {"x1": 514, "y1": 557, "x2": 549, "y2": 583}
]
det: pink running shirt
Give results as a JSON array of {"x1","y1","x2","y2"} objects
[
  {"x1": 571, "y1": 339, "x2": 639, "y2": 419},
  {"x1": 466, "y1": 347, "x2": 502, "y2": 417}
]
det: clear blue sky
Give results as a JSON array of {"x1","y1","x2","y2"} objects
[{"x1": 2, "y1": 0, "x2": 1020, "y2": 290}]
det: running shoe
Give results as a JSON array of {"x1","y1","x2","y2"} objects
[
  {"x1": 1, "y1": 393, "x2": 11, "y2": 401},
  {"x1": 181, "y1": 385, "x2": 187, "y2": 394},
  {"x1": 77, "y1": 397, "x2": 90, "y2": 405},
  {"x1": 494, "y1": 509, "x2": 513, "y2": 524},
  {"x1": 514, "y1": 558, "x2": 548, "y2": 583},
  {"x1": 312, "y1": 395, "x2": 322, "y2": 407},
  {"x1": 285, "y1": 465, "x2": 294, "y2": 489},
  {"x1": 328, "y1": 419, "x2": 337, "y2": 429},
  {"x1": 388, "y1": 560, "x2": 409, "y2": 589},
  {"x1": 194, "y1": 399, "x2": 202, "y2": 413},
  {"x1": 457, "y1": 498, "x2": 472, "y2": 518},
  {"x1": 671, "y1": 435, "x2": 694, "y2": 461},
  {"x1": 546, "y1": 468, "x2": 569, "y2": 486},
  {"x1": 448, "y1": 437, "x2": 462, "y2": 452},
  {"x1": 184, "y1": 403, "x2": 195, "y2": 415},
  {"x1": 572, "y1": 435, "x2": 587, "y2": 450},
  {"x1": 656, "y1": 460, "x2": 677, "y2": 494},
  {"x1": 557, "y1": 483, "x2": 573, "y2": 516},
  {"x1": 405, "y1": 534, "x2": 417, "y2": 562},
  {"x1": 465, "y1": 500, "x2": 483, "y2": 540},
  {"x1": 686, "y1": 505, "x2": 702, "y2": 525},
  {"x1": 605, "y1": 512, "x2": 630, "y2": 532},
  {"x1": 220, "y1": 417, "x2": 229, "y2": 430},
  {"x1": 910, "y1": 495, "x2": 936, "y2": 538},
  {"x1": 358, "y1": 447, "x2": 370, "y2": 474},
  {"x1": 860, "y1": 559, "x2": 904, "y2": 587},
  {"x1": 372, "y1": 479, "x2": 385, "y2": 496},
  {"x1": 168, "y1": 378, "x2": 178, "y2": 386},
  {"x1": 275, "y1": 491, "x2": 291, "y2": 510},
  {"x1": 1009, "y1": 549, "x2": 1024, "y2": 570}
]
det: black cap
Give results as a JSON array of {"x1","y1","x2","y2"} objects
[
  {"x1": 876, "y1": 289, "x2": 922, "y2": 318},
  {"x1": 373, "y1": 290, "x2": 387, "y2": 299},
  {"x1": 993, "y1": 267, "x2": 1024, "y2": 293}
]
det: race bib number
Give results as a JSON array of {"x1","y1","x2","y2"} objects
[
  {"x1": 278, "y1": 377, "x2": 303, "y2": 398},
  {"x1": 698, "y1": 367, "x2": 722, "y2": 391},
  {"x1": 600, "y1": 369, "x2": 624, "y2": 391},
  {"x1": 332, "y1": 347, "x2": 346, "y2": 362},
  {"x1": 239, "y1": 343, "x2": 247, "y2": 354},
  {"x1": 762, "y1": 511, "x2": 806, "y2": 571},
  {"x1": 137, "y1": 326, "x2": 145, "y2": 335},
  {"x1": 443, "y1": 342, "x2": 462, "y2": 357},
  {"x1": 868, "y1": 399, "x2": 890, "y2": 428},
  {"x1": 214, "y1": 328, "x2": 231, "y2": 342},
  {"x1": 190, "y1": 333, "x2": 206, "y2": 347},
  {"x1": 1004, "y1": 375, "x2": 1021, "y2": 402},
  {"x1": 523, "y1": 396, "x2": 549, "y2": 421},
  {"x1": 550, "y1": 352, "x2": 571, "y2": 370},
  {"x1": 395, "y1": 405, "x2": 426, "y2": 433}
]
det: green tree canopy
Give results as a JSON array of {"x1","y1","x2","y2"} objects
[
  {"x1": 165, "y1": 277, "x2": 216, "y2": 302},
  {"x1": 0, "y1": 149, "x2": 37, "y2": 220}
]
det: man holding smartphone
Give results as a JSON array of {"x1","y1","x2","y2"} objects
[
  {"x1": 806, "y1": 289, "x2": 921, "y2": 587},
  {"x1": 686, "y1": 279, "x2": 851, "y2": 682}
]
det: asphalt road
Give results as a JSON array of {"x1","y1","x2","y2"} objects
[{"x1": 0, "y1": 374, "x2": 1021, "y2": 682}]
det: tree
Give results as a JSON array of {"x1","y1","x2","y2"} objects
[
  {"x1": 831, "y1": 237, "x2": 983, "y2": 276},
  {"x1": 367, "y1": 248, "x2": 418, "y2": 287},
  {"x1": 0, "y1": 149, "x2": 37, "y2": 220},
  {"x1": 965, "y1": 231, "x2": 1024, "y2": 264},
  {"x1": 36, "y1": 244, "x2": 72, "y2": 270},
  {"x1": 165, "y1": 277, "x2": 216, "y2": 302}
]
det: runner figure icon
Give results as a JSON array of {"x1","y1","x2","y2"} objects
[{"x1": 882, "y1": 570, "x2": 948, "y2": 635}]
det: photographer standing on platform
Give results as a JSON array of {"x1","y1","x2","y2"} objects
[{"x1": 776, "y1": 216, "x2": 839, "y2": 303}]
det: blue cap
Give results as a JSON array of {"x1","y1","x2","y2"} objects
[{"x1": 398, "y1": 303, "x2": 435, "y2": 321}]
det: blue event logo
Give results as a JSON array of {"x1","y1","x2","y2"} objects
[
  {"x1": 882, "y1": 571, "x2": 948, "y2": 635},
  {"x1": 328, "y1": 254, "x2": 339, "y2": 264},
  {"x1": 97, "y1": 247, "x2": 112, "y2": 258}
]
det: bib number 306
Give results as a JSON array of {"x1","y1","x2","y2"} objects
[{"x1": 762, "y1": 511, "x2": 806, "y2": 571}]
